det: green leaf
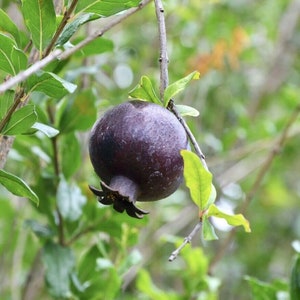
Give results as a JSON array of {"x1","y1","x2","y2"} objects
[
  {"x1": 42, "y1": 241, "x2": 75, "y2": 298},
  {"x1": 175, "y1": 104, "x2": 200, "y2": 117},
  {"x1": 31, "y1": 122, "x2": 59, "y2": 138},
  {"x1": 181, "y1": 149, "x2": 213, "y2": 210},
  {"x1": 76, "y1": 0, "x2": 141, "y2": 17},
  {"x1": 27, "y1": 71, "x2": 77, "y2": 98},
  {"x1": 60, "y1": 133, "x2": 81, "y2": 179},
  {"x1": 24, "y1": 219, "x2": 54, "y2": 239},
  {"x1": 0, "y1": 169, "x2": 39, "y2": 205},
  {"x1": 0, "y1": 33, "x2": 27, "y2": 75},
  {"x1": 291, "y1": 254, "x2": 300, "y2": 300},
  {"x1": 202, "y1": 217, "x2": 218, "y2": 240},
  {"x1": 245, "y1": 276, "x2": 277, "y2": 300},
  {"x1": 136, "y1": 269, "x2": 178, "y2": 299},
  {"x1": 2, "y1": 104, "x2": 37, "y2": 135},
  {"x1": 0, "y1": 90, "x2": 14, "y2": 120},
  {"x1": 164, "y1": 71, "x2": 200, "y2": 106},
  {"x1": 56, "y1": 176, "x2": 86, "y2": 222},
  {"x1": 0, "y1": 9, "x2": 20, "y2": 44},
  {"x1": 56, "y1": 13, "x2": 99, "y2": 46},
  {"x1": 75, "y1": 37, "x2": 114, "y2": 56},
  {"x1": 129, "y1": 76, "x2": 161, "y2": 104},
  {"x1": 22, "y1": 0, "x2": 56, "y2": 54},
  {"x1": 58, "y1": 89, "x2": 97, "y2": 133},
  {"x1": 207, "y1": 184, "x2": 217, "y2": 208},
  {"x1": 206, "y1": 204, "x2": 251, "y2": 232}
]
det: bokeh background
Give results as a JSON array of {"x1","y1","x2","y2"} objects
[{"x1": 0, "y1": 0, "x2": 300, "y2": 299}]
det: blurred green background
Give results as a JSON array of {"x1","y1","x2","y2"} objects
[{"x1": 0, "y1": 0, "x2": 300, "y2": 299}]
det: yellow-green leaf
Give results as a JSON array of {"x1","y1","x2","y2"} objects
[
  {"x1": 163, "y1": 71, "x2": 200, "y2": 106},
  {"x1": 129, "y1": 76, "x2": 161, "y2": 104},
  {"x1": 206, "y1": 204, "x2": 251, "y2": 232},
  {"x1": 0, "y1": 169, "x2": 39, "y2": 205},
  {"x1": 181, "y1": 149, "x2": 213, "y2": 210},
  {"x1": 202, "y1": 217, "x2": 218, "y2": 241}
]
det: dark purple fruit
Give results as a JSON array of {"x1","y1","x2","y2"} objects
[{"x1": 89, "y1": 100, "x2": 188, "y2": 218}]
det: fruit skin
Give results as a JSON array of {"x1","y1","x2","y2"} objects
[{"x1": 89, "y1": 100, "x2": 188, "y2": 218}]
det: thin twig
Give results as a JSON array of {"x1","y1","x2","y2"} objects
[
  {"x1": 168, "y1": 100, "x2": 208, "y2": 170},
  {"x1": 154, "y1": 0, "x2": 169, "y2": 98},
  {"x1": 168, "y1": 221, "x2": 202, "y2": 261},
  {"x1": 0, "y1": 88, "x2": 25, "y2": 132},
  {"x1": 0, "y1": 0, "x2": 152, "y2": 95},
  {"x1": 65, "y1": 224, "x2": 98, "y2": 246},
  {"x1": 0, "y1": 50, "x2": 62, "y2": 94},
  {"x1": 47, "y1": 104, "x2": 65, "y2": 246},
  {"x1": 43, "y1": 0, "x2": 79, "y2": 57},
  {"x1": 153, "y1": 0, "x2": 209, "y2": 261},
  {"x1": 208, "y1": 102, "x2": 300, "y2": 273}
]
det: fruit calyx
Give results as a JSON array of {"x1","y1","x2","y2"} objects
[{"x1": 89, "y1": 176, "x2": 149, "y2": 219}]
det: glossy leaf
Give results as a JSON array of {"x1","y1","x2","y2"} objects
[
  {"x1": 181, "y1": 149, "x2": 212, "y2": 210},
  {"x1": 291, "y1": 254, "x2": 300, "y2": 300},
  {"x1": 0, "y1": 90, "x2": 14, "y2": 120},
  {"x1": 76, "y1": 0, "x2": 141, "y2": 17},
  {"x1": 58, "y1": 89, "x2": 97, "y2": 133},
  {"x1": 22, "y1": 0, "x2": 56, "y2": 53},
  {"x1": 56, "y1": 176, "x2": 86, "y2": 222},
  {"x1": 129, "y1": 76, "x2": 161, "y2": 104},
  {"x1": 245, "y1": 276, "x2": 277, "y2": 300},
  {"x1": 31, "y1": 122, "x2": 59, "y2": 138},
  {"x1": 76, "y1": 37, "x2": 114, "y2": 56},
  {"x1": 202, "y1": 217, "x2": 218, "y2": 241},
  {"x1": 0, "y1": 169, "x2": 39, "y2": 205},
  {"x1": 175, "y1": 104, "x2": 200, "y2": 117},
  {"x1": 0, "y1": 9, "x2": 20, "y2": 44},
  {"x1": 27, "y1": 71, "x2": 77, "y2": 98},
  {"x1": 42, "y1": 241, "x2": 75, "y2": 298},
  {"x1": 2, "y1": 104, "x2": 37, "y2": 135},
  {"x1": 0, "y1": 33, "x2": 27, "y2": 75},
  {"x1": 56, "y1": 13, "x2": 98, "y2": 46},
  {"x1": 206, "y1": 204, "x2": 251, "y2": 232},
  {"x1": 60, "y1": 133, "x2": 81, "y2": 179},
  {"x1": 164, "y1": 71, "x2": 200, "y2": 105}
]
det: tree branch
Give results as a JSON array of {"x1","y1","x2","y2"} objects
[
  {"x1": 168, "y1": 221, "x2": 202, "y2": 261},
  {"x1": 154, "y1": 0, "x2": 169, "y2": 98},
  {"x1": 168, "y1": 100, "x2": 208, "y2": 170},
  {"x1": 0, "y1": 0, "x2": 152, "y2": 95},
  {"x1": 0, "y1": 50, "x2": 62, "y2": 94},
  {"x1": 0, "y1": 0, "x2": 152, "y2": 170},
  {"x1": 153, "y1": 0, "x2": 210, "y2": 261},
  {"x1": 43, "y1": 0, "x2": 79, "y2": 57}
]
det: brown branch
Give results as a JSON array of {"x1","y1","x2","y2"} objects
[
  {"x1": 153, "y1": 0, "x2": 210, "y2": 261},
  {"x1": 0, "y1": 0, "x2": 152, "y2": 95},
  {"x1": 168, "y1": 100, "x2": 208, "y2": 169},
  {"x1": 208, "y1": 102, "x2": 300, "y2": 273},
  {"x1": 0, "y1": 50, "x2": 62, "y2": 94},
  {"x1": 0, "y1": 0, "x2": 152, "y2": 170},
  {"x1": 168, "y1": 221, "x2": 202, "y2": 261},
  {"x1": 43, "y1": 0, "x2": 79, "y2": 57},
  {"x1": 154, "y1": 0, "x2": 169, "y2": 98}
]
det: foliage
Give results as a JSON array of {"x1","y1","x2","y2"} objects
[{"x1": 0, "y1": 0, "x2": 300, "y2": 299}]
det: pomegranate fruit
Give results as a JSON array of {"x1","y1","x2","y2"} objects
[{"x1": 89, "y1": 100, "x2": 188, "y2": 218}]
